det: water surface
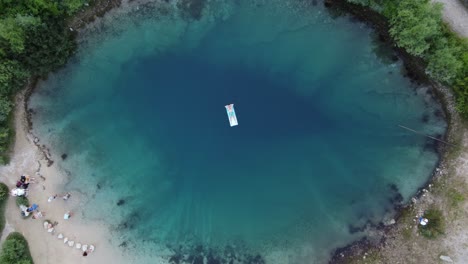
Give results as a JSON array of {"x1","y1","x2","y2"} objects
[{"x1": 30, "y1": 1, "x2": 446, "y2": 263}]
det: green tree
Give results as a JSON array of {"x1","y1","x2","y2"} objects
[
  {"x1": 389, "y1": 0, "x2": 442, "y2": 56},
  {"x1": 61, "y1": 0, "x2": 85, "y2": 16},
  {"x1": 0, "y1": 232, "x2": 33, "y2": 264},
  {"x1": 426, "y1": 45, "x2": 463, "y2": 83},
  {"x1": 0, "y1": 15, "x2": 40, "y2": 54},
  {"x1": 22, "y1": 22, "x2": 76, "y2": 75},
  {"x1": 0, "y1": 16, "x2": 27, "y2": 53},
  {"x1": 0, "y1": 98, "x2": 12, "y2": 123},
  {"x1": 0, "y1": 60, "x2": 30, "y2": 95},
  {"x1": 0, "y1": 182, "x2": 8, "y2": 200}
]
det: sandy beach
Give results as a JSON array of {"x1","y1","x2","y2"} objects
[{"x1": 0, "y1": 91, "x2": 128, "y2": 264}]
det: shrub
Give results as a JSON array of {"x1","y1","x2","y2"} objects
[
  {"x1": 15, "y1": 196, "x2": 29, "y2": 207},
  {"x1": 0, "y1": 182, "x2": 8, "y2": 201},
  {"x1": 389, "y1": 0, "x2": 442, "y2": 57},
  {"x1": 419, "y1": 208, "x2": 445, "y2": 239},
  {"x1": 0, "y1": 232, "x2": 33, "y2": 264},
  {"x1": 0, "y1": 182, "x2": 8, "y2": 234}
]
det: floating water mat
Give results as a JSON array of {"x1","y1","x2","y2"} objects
[{"x1": 225, "y1": 104, "x2": 239, "y2": 127}]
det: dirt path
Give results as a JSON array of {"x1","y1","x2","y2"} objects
[{"x1": 433, "y1": 0, "x2": 468, "y2": 37}]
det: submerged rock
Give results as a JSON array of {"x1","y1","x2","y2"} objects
[{"x1": 177, "y1": 0, "x2": 206, "y2": 20}]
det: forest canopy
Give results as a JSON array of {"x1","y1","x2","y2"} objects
[{"x1": 0, "y1": 0, "x2": 85, "y2": 163}]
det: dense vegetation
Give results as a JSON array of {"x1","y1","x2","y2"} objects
[
  {"x1": 347, "y1": 0, "x2": 468, "y2": 117},
  {"x1": 0, "y1": 182, "x2": 8, "y2": 234},
  {"x1": 0, "y1": 0, "x2": 86, "y2": 163},
  {"x1": 0, "y1": 232, "x2": 34, "y2": 264}
]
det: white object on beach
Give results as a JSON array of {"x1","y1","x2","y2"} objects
[
  {"x1": 419, "y1": 218, "x2": 429, "y2": 226},
  {"x1": 440, "y1": 255, "x2": 454, "y2": 263},
  {"x1": 43, "y1": 221, "x2": 49, "y2": 229},
  {"x1": 225, "y1": 104, "x2": 238, "y2": 127},
  {"x1": 47, "y1": 228, "x2": 54, "y2": 233},
  {"x1": 75, "y1": 243, "x2": 82, "y2": 249},
  {"x1": 57, "y1": 234, "x2": 63, "y2": 239},
  {"x1": 11, "y1": 188, "x2": 26, "y2": 197},
  {"x1": 82, "y1": 245, "x2": 88, "y2": 252},
  {"x1": 64, "y1": 237, "x2": 68, "y2": 244},
  {"x1": 68, "y1": 241, "x2": 75, "y2": 247},
  {"x1": 89, "y1": 245, "x2": 95, "y2": 253}
]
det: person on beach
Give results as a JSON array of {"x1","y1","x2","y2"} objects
[
  {"x1": 20, "y1": 175, "x2": 35, "y2": 184},
  {"x1": 83, "y1": 245, "x2": 95, "y2": 256},
  {"x1": 418, "y1": 217, "x2": 429, "y2": 226},
  {"x1": 46, "y1": 221, "x2": 57, "y2": 233},
  {"x1": 26, "y1": 203, "x2": 38, "y2": 213},
  {"x1": 21, "y1": 181, "x2": 29, "y2": 189},
  {"x1": 64, "y1": 211, "x2": 72, "y2": 220},
  {"x1": 32, "y1": 211, "x2": 45, "y2": 219},
  {"x1": 19, "y1": 175, "x2": 35, "y2": 189},
  {"x1": 48, "y1": 194, "x2": 57, "y2": 202},
  {"x1": 62, "y1": 192, "x2": 71, "y2": 200}
]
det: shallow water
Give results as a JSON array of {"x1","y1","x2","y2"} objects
[{"x1": 30, "y1": 1, "x2": 446, "y2": 263}]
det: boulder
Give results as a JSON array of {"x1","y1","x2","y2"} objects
[{"x1": 440, "y1": 255, "x2": 453, "y2": 263}]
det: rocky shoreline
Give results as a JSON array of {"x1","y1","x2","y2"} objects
[{"x1": 324, "y1": 0, "x2": 463, "y2": 263}]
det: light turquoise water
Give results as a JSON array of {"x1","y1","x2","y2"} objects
[{"x1": 30, "y1": 1, "x2": 446, "y2": 263}]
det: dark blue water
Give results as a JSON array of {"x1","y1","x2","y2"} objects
[{"x1": 30, "y1": 1, "x2": 446, "y2": 263}]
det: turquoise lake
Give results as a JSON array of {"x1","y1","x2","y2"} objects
[{"x1": 30, "y1": 1, "x2": 446, "y2": 263}]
